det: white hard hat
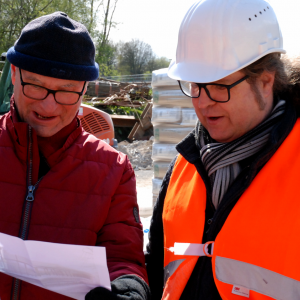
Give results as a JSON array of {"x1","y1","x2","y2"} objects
[{"x1": 168, "y1": 0, "x2": 286, "y2": 83}]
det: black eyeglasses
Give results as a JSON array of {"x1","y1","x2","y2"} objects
[
  {"x1": 178, "y1": 75, "x2": 249, "y2": 103},
  {"x1": 19, "y1": 69, "x2": 86, "y2": 105}
]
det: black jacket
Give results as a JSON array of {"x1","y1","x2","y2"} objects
[{"x1": 146, "y1": 100, "x2": 297, "y2": 300}]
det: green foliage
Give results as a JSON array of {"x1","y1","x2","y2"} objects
[
  {"x1": 96, "y1": 37, "x2": 114, "y2": 64},
  {"x1": 98, "y1": 63, "x2": 119, "y2": 77},
  {"x1": 0, "y1": 0, "x2": 117, "y2": 65},
  {"x1": 99, "y1": 104, "x2": 146, "y2": 142},
  {"x1": 152, "y1": 56, "x2": 170, "y2": 70},
  {"x1": 0, "y1": 0, "x2": 94, "y2": 54},
  {"x1": 83, "y1": 99, "x2": 146, "y2": 118},
  {"x1": 100, "y1": 105, "x2": 145, "y2": 117},
  {"x1": 96, "y1": 37, "x2": 120, "y2": 76},
  {"x1": 82, "y1": 100, "x2": 93, "y2": 106}
]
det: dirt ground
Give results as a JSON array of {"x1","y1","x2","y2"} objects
[
  {"x1": 135, "y1": 169, "x2": 153, "y2": 250},
  {"x1": 118, "y1": 140, "x2": 154, "y2": 246},
  {"x1": 117, "y1": 138, "x2": 154, "y2": 216},
  {"x1": 135, "y1": 169, "x2": 153, "y2": 188},
  {"x1": 135, "y1": 169, "x2": 153, "y2": 218}
]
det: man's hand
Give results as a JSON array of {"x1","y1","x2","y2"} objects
[{"x1": 85, "y1": 275, "x2": 150, "y2": 300}]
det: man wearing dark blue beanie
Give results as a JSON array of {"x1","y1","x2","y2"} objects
[{"x1": 0, "y1": 11, "x2": 150, "y2": 300}]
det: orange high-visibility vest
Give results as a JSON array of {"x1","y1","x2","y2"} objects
[{"x1": 162, "y1": 119, "x2": 300, "y2": 300}]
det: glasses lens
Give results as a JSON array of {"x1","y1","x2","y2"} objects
[
  {"x1": 206, "y1": 85, "x2": 229, "y2": 102},
  {"x1": 180, "y1": 81, "x2": 199, "y2": 97},
  {"x1": 23, "y1": 85, "x2": 48, "y2": 100},
  {"x1": 55, "y1": 91, "x2": 80, "y2": 105}
]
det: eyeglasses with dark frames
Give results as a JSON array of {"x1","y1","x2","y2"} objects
[
  {"x1": 178, "y1": 75, "x2": 249, "y2": 103},
  {"x1": 19, "y1": 69, "x2": 86, "y2": 105}
]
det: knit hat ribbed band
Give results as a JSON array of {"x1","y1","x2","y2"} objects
[{"x1": 7, "y1": 11, "x2": 99, "y2": 81}]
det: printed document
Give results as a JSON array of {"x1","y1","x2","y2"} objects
[{"x1": 0, "y1": 232, "x2": 111, "y2": 300}]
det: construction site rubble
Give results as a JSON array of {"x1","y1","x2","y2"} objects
[
  {"x1": 85, "y1": 81, "x2": 152, "y2": 108},
  {"x1": 102, "y1": 83, "x2": 151, "y2": 103},
  {"x1": 118, "y1": 138, "x2": 154, "y2": 170}
]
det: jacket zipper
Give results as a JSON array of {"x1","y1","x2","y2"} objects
[{"x1": 11, "y1": 126, "x2": 43, "y2": 300}]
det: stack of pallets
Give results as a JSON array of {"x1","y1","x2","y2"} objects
[{"x1": 151, "y1": 68, "x2": 198, "y2": 206}]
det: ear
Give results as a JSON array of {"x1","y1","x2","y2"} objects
[
  {"x1": 258, "y1": 71, "x2": 275, "y2": 99},
  {"x1": 11, "y1": 64, "x2": 16, "y2": 85}
]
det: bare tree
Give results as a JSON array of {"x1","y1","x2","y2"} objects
[
  {"x1": 117, "y1": 39, "x2": 155, "y2": 75},
  {"x1": 97, "y1": 0, "x2": 119, "y2": 59}
]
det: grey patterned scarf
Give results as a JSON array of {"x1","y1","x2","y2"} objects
[{"x1": 197, "y1": 100, "x2": 286, "y2": 209}]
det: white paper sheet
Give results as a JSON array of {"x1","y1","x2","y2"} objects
[{"x1": 0, "y1": 232, "x2": 111, "y2": 300}]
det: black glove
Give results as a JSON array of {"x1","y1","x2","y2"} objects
[{"x1": 85, "y1": 274, "x2": 151, "y2": 300}]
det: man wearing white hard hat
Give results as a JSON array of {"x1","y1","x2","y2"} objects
[{"x1": 146, "y1": 0, "x2": 300, "y2": 299}]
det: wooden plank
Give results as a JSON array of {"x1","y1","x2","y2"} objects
[
  {"x1": 139, "y1": 102, "x2": 152, "y2": 130},
  {"x1": 128, "y1": 122, "x2": 140, "y2": 140},
  {"x1": 84, "y1": 97, "x2": 107, "y2": 101},
  {"x1": 110, "y1": 115, "x2": 138, "y2": 127},
  {"x1": 128, "y1": 103, "x2": 153, "y2": 140}
]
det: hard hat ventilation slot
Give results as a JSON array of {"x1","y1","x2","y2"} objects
[{"x1": 249, "y1": 8, "x2": 269, "y2": 21}]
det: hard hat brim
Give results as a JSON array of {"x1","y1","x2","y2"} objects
[{"x1": 168, "y1": 48, "x2": 286, "y2": 83}]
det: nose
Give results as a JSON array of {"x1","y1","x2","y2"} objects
[
  {"x1": 193, "y1": 87, "x2": 216, "y2": 109},
  {"x1": 40, "y1": 92, "x2": 59, "y2": 112}
]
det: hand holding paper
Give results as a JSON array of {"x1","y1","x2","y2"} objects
[{"x1": 0, "y1": 232, "x2": 110, "y2": 300}]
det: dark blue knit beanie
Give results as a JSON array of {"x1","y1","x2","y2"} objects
[{"x1": 7, "y1": 11, "x2": 99, "y2": 81}]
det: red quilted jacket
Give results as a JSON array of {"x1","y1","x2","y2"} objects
[{"x1": 0, "y1": 105, "x2": 148, "y2": 299}]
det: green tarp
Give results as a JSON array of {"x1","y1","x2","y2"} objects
[{"x1": 0, "y1": 60, "x2": 13, "y2": 114}]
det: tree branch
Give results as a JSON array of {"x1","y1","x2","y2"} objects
[
  {"x1": 40, "y1": 0, "x2": 54, "y2": 12},
  {"x1": 106, "y1": 0, "x2": 118, "y2": 44}
]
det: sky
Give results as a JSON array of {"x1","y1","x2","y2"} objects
[{"x1": 108, "y1": 0, "x2": 300, "y2": 60}]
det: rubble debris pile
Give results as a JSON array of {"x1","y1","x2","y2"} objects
[
  {"x1": 118, "y1": 139, "x2": 153, "y2": 170},
  {"x1": 103, "y1": 84, "x2": 151, "y2": 103},
  {"x1": 85, "y1": 81, "x2": 151, "y2": 107}
]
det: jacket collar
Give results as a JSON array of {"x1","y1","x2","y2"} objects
[{"x1": 176, "y1": 99, "x2": 297, "y2": 168}]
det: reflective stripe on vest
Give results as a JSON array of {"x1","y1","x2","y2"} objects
[
  {"x1": 215, "y1": 256, "x2": 300, "y2": 300},
  {"x1": 163, "y1": 119, "x2": 300, "y2": 300}
]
